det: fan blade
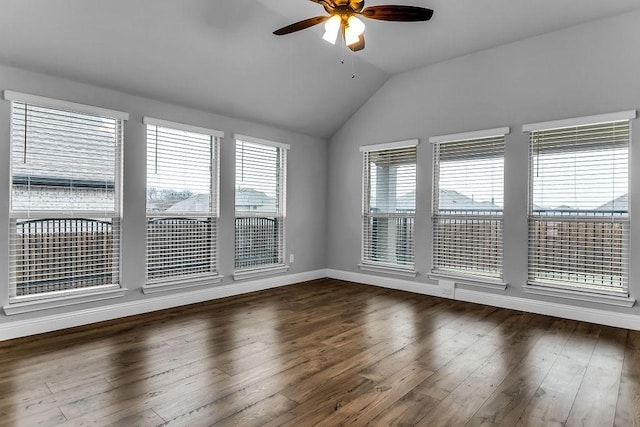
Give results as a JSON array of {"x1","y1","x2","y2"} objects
[
  {"x1": 348, "y1": 34, "x2": 365, "y2": 52},
  {"x1": 309, "y1": 0, "x2": 335, "y2": 11},
  {"x1": 360, "y1": 5, "x2": 433, "y2": 21},
  {"x1": 273, "y1": 16, "x2": 330, "y2": 36}
]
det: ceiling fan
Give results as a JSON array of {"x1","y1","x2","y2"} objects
[{"x1": 273, "y1": 0, "x2": 434, "y2": 52}]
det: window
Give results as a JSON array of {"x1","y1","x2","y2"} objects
[
  {"x1": 234, "y1": 135, "x2": 289, "y2": 275},
  {"x1": 360, "y1": 140, "x2": 417, "y2": 273},
  {"x1": 6, "y1": 91, "x2": 127, "y2": 302},
  {"x1": 525, "y1": 112, "x2": 634, "y2": 295},
  {"x1": 431, "y1": 128, "x2": 508, "y2": 281},
  {"x1": 145, "y1": 118, "x2": 223, "y2": 289}
]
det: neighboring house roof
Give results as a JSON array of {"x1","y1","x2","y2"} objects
[
  {"x1": 596, "y1": 194, "x2": 628, "y2": 212},
  {"x1": 389, "y1": 189, "x2": 501, "y2": 212},
  {"x1": 166, "y1": 193, "x2": 211, "y2": 212},
  {"x1": 438, "y1": 189, "x2": 500, "y2": 211},
  {"x1": 235, "y1": 187, "x2": 276, "y2": 211},
  {"x1": 165, "y1": 187, "x2": 277, "y2": 213},
  {"x1": 534, "y1": 194, "x2": 628, "y2": 213},
  {"x1": 553, "y1": 205, "x2": 576, "y2": 211}
]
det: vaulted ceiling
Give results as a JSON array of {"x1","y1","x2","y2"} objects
[{"x1": 1, "y1": 0, "x2": 639, "y2": 138}]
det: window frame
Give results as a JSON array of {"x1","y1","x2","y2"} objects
[
  {"x1": 524, "y1": 111, "x2": 635, "y2": 301},
  {"x1": 359, "y1": 139, "x2": 418, "y2": 276},
  {"x1": 142, "y1": 117, "x2": 224, "y2": 293},
  {"x1": 430, "y1": 127, "x2": 509, "y2": 286},
  {"x1": 3, "y1": 90, "x2": 128, "y2": 313},
  {"x1": 233, "y1": 134, "x2": 289, "y2": 279}
]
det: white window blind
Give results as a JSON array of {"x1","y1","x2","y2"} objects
[
  {"x1": 145, "y1": 120, "x2": 220, "y2": 282},
  {"x1": 362, "y1": 144, "x2": 416, "y2": 269},
  {"x1": 432, "y1": 133, "x2": 505, "y2": 279},
  {"x1": 528, "y1": 119, "x2": 630, "y2": 294},
  {"x1": 9, "y1": 100, "x2": 123, "y2": 300},
  {"x1": 235, "y1": 138, "x2": 287, "y2": 270}
]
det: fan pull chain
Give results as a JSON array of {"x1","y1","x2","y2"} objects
[
  {"x1": 351, "y1": 51, "x2": 356, "y2": 78},
  {"x1": 336, "y1": 31, "x2": 356, "y2": 78}
]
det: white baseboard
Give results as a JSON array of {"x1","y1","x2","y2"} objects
[
  {"x1": 326, "y1": 269, "x2": 442, "y2": 297},
  {"x1": 4, "y1": 268, "x2": 639, "y2": 341},
  {"x1": 0, "y1": 269, "x2": 327, "y2": 341},
  {"x1": 455, "y1": 288, "x2": 640, "y2": 330},
  {"x1": 327, "y1": 269, "x2": 640, "y2": 330}
]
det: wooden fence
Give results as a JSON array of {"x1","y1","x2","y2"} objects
[
  {"x1": 13, "y1": 216, "x2": 283, "y2": 295},
  {"x1": 146, "y1": 217, "x2": 213, "y2": 280},
  {"x1": 14, "y1": 216, "x2": 624, "y2": 296},
  {"x1": 433, "y1": 217, "x2": 502, "y2": 276},
  {"x1": 529, "y1": 219, "x2": 626, "y2": 287},
  {"x1": 12, "y1": 218, "x2": 115, "y2": 296},
  {"x1": 235, "y1": 216, "x2": 281, "y2": 269}
]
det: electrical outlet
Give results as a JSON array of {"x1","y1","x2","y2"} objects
[
  {"x1": 439, "y1": 280, "x2": 455, "y2": 299},
  {"x1": 289, "y1": 254, "x2": 294, "y2": 263}
]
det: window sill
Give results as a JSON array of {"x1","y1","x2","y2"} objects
[
  {"x1": 430, "y1": 271, "x2": 507, "y2": 291},
  {"x1": 524, "y1": 283, "x2": 635, "y2": 308},
  {"x1": 142, "y1": 274, "x2": 223, "y2": 294},
  {"x1": 3, "y1": 285, "x2": 128, "y2": 316},
  {"x1": 358, "y1": 263, "x2": 417, "y2": 278},
  {"x1": 233, "y1": 265, "x2": 289, "y2": 281}
]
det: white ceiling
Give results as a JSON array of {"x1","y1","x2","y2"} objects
[{"x1": 1, "y1": 0, "x2": 639, "y2": 138}]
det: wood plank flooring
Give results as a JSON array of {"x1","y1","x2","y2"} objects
[{"x1": 0, "y1": 278, "x2": 639, "y2": 426}]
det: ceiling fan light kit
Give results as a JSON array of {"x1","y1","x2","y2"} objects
[
  {"x1": 274, "y1": 0, "x2": 434, "y2": 52},
  {"x1": 344, "y1": 16, "x2": 366, "y2": 46},
  {"x1": 323, "y1": 15, "x2": 341, "y2": 44}
]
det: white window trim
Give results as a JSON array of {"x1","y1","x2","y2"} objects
[
  {"x1": 523, "y1": 284, "x2": 635, "y2": 308},
  {"x1": 429, "y1": 272, "x2": 507, "y2": 291},
  {"x1": 142, "y1": 274, "x2": 223, "y2": 294},
  {"x1": 143, "y1": 116, "x2": 224, "y2": 138},
  {"x1": 233, "y1": 265, "x2": 289, "y2": 281},
  {"x1": 358, "y1": 263, "x2": 417, "y2": 278},
  {"x1": 3, "y1": 90, "x2": 129, "y2": 121},
  {"x1": 360, "y1": 139, "x2": 419, "y2": 152},
  {"x1": 525, "y1": 114, "x2": 633, "y2": 298},
  {"x1": 523, "y1": 110, "x2": 636, "y2": 132},
  {"x1": 233, "y1": 134, "x2": 290, "y2": 150},
  {"x1": 3, "y1": 285, "x2": 127, "y2": 316},
  {"x1": 429, "y1": 127, "x2": 510, "y2": 144},
  {"x1": 7, "y1": 97, "x2": 124, "y2": 306},
  {"x1": 234, "y1": 137, "x2": 288, "y2": 273},
  {"x1": 360, "y1": 141, "x2": 418, "y2": 271},
  {"x1": 431, "y1": 128, "x2": 508, "y2": 282},
  {"x1": 145, "y1": 123, "x2": 221, "y2": 289}
]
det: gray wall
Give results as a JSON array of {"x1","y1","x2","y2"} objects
[
  {"x1": 2, "y1": 8, "x2": 640, "y2": 330},
  {"x1": 328, "y1": 9, "x2": 640, "y2": 315},
  {"x1": 0, "y1": 64, "x2": 328, "y2": 323}
]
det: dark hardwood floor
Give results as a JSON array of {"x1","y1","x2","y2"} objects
[{"x1": 0, "y1": 278, "x2": 639, "y2": 426}]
